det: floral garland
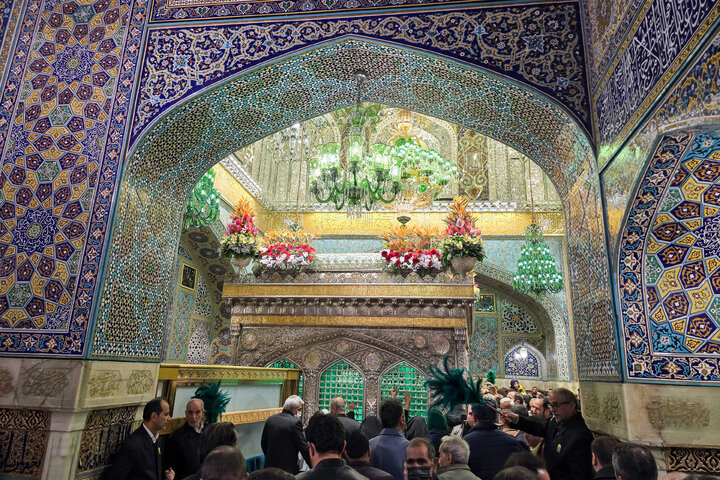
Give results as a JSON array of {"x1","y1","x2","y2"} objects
[
  {"x1": 380, "y1": 225, "x2": 444, "y2": 275},
  {"x1": 440, "y1": 196, "x2": 485, "y2": 265},
  {"x1": 220, "y1": 198, "x2": 259, "y2": 259},
  {"x1": 256, "y1": 229, "x2": 317, "y2": 273},
  {"x1": 258, "y1": 244, "x2": 315, "y2": 270}
]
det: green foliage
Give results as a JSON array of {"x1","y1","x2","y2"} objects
[{"x1": 193, "y1": 381, "x2": 231, "y2": 424}]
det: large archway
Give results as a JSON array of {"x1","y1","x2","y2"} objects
[{"x1": 89, "y1": 39, "x2": 615, "y2": 382}]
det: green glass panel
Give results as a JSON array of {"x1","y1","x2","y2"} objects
[
  {"x1": 269, "y1": 359, "x2": 303, "y2": 398},
  {"x1": 380, "y1": 363, "x2": 428, "y2": 420},
  {"x1": 319, "y1": 361, "x2": 364, "y2": 421}
]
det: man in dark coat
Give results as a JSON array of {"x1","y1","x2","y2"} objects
[
  {"x1": 108, "y1": 397, "x2": 175, "y2": 480},
  {"x1": 345, "y1": 430, "x2": 394, "y2": 480},
  {"x1": 296, "y1": 412, "x2": 367, "y2": 480},
  {"x1": 463, "y1": 401, "x2": 527, "y2": 480},
  {"x1": 502, "y1": 387, "x2": 594, "y2": 480},
  {"x1": 369, "y1": 398, "x2": 408, "y2": 480},
  {"x1": 331, "y1": 396, "x2": 361, "y2": 438},
  {"x1": 164, "y1": 399, "x2": 204, "y2": 479},
  {"x1": 260, "y1": 395, "x2": 311, "y2": 474},
  {"x1": 591, "y1": 436, "x2": 618, "y2": 480}
]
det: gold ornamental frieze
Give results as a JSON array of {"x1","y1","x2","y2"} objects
[
  {"x1": 223, "y1": 283, "x2": 474, "y2": 298},
  {"x1": 233, "y1": 315, "x2": 467, "y2": 328},
  {"x1": 159, "y1": 364, "x2": 301, "y2": 382}
]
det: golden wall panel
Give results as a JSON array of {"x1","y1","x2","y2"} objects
[{"x1": 233, "y1": 315, "x2": 467, "y2": 328}]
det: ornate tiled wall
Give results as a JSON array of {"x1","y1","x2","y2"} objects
[
  {"x1": 164, "y1": 228, "x2": 234, "y2": 365},
  {"x1": 470, "y1": 294, "x2": 549, "y2": 380},
  {"x1": 75, "y1": 405, "x2": 137, "y2": 479},
  {"x1": 0, "y1": 407, "x2": 50, "y2": 479},
  {"x1": 132, "y1": 3, "x2": 591, "y2": 139},
  {"x1": 587, "y1": 0, "x2": 720, "y2": 164},
  {"x1": 602, "y1": 28, "x2": 720, "y2": 265},
  {"x1": 618, "y1": 133, "x2": 720, "y2": 383},
  {"x1": 0, "y1": 0, "x2": 145, "y2": 357}
]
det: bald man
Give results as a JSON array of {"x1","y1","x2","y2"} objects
[
  {"x1": 164, "y1": 398, "x2": 204, "y2": 479},
  {"x1": 330, "y1": 396, "x2": 360, "y2": 438}
]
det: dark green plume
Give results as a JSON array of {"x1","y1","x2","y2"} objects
[
  {"x1": 193, "y1": 381, "x2": 231, "y2": 424},
  {"x1": 425, "y1": 355, "x2": 481, "y2": 410},
  {"x1": 486, "y1": 369, "x2": 496, "y2": 385}
]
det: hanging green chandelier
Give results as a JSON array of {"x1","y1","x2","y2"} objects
[
  {"x1": 513, "y1": 223, "x2": 563, "y2": 294},
  {"x1": 183, "y1": 168, "x2": 220, "y2": 229},
  {"x1": 310, "y1": 71, "x2": 457, "y2": 218}
]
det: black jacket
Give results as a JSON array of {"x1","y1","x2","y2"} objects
[
  {"x1": 349, "y1": 460, "x2": 394, "y2": 480},
  {"x1": 107, "y1": 426, "x2": 163, "y2": 480},
  {"x1": 593, "y1": 465, "x2": 616, "y2": 480},
  {"x1": 337, "y1": 414, "x2": 361, "y2": 438},
  {"x1": 261, "y1": 409, "x2": 311, "y2": 474},
  {"x1": 462, "y1": 422, "x2": 527, "y2": 480},
  {"x1": 514, "y1": 413, "x2": 594, "y2": 480},
  {"x1": 296, "y1": 458, "x2": 369, "y2": 480},
  {"x1": 163, "y1": 422, "x2": 201, "y2": 480}
]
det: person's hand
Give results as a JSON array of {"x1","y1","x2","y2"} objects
[
  {"x1": 391, "y1": 388, "x2": 398, "y2": 398},
  {"x1": 165, "y1": 468, "x2": 175, "y2": 480},
  {"x1": 403, "y1": 392, "x2": 411, "y2": 409},
  {"x1": 500, "y1": 411, "x2": 519, "y2": 425}
]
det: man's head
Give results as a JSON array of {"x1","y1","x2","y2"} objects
[
  {"x1": 200, "y1": 446, "x2": 247, "y2": 480},
  {"x1": 406, "y1": 437, "x2": 436, "y2": 479},
  {"x1": 529, "y1": 397, "x2": 550, "y2": 420},
  {"x1": 499, "y1": 397, "x2": 513, "y2": 410},
  {"x1": 186, "y1": 398, "x2": 205, "y2": 429},
  {"x1": 427, "y1": 409, "x2": 447, "y2": 432},
  {"x1": 438, "y1": 436, "x2": 469, "y2": 467},
  {"x1": 612, "y1": 443, "x2": 657, "y2": 480},
  {"x1": 283, "y1": 395, "x2": 304, "y2": 416},
  {"x1": 330, "y1": 396, "x2": 346, "y2": 415},
  {"x1": 143, "y1": 397, "x2": 171, "y2": 433},
  {"x1": 199, "y1": 422, "x2": 238, "y2": 464},
  {"x1": 548, "y1": 388, "x2": 578, "y2": 423},
  {"x1": 345, "y1": 429, "x2": 370, "y2": 462},
  {"x1": 497, "y1": 387, "x2": 509, "y2": 397},
  {"x1": 379, "y1": 397, "x2": 405, "y2": 430},
  {"x1": 305, "y1": 412, "x2": 345, "y2": 464},
  {"x1": 247, "y1": 468, "x2": 294, "y2": 480},
  {"x1": 504, "y1": 452, "x2": 550, "y2": 480},
  {"x1": 467, "y1": 401, "x2": 497, "y2": 427},
  {"x1": 494, "y1": 466, "x2": 541, "y2": 480},
  {"x1": 591, "y1": 436, "x2": 619, "y2": 472},
  {"x1": 531, "y1": 387, "x2": 538, "y2": 396}
]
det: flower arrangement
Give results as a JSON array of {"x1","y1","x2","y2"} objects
[
  {"x1": 440, "y1": 196, "x2": 485, "y2": 265},
  {"x1": 220, "y1": 198, "x2": 259, "y2": 260},
  {"x1": 256, "y1": 230, "x2": 316, "y2": 272},
  {"x1": 381, "y1": 225, "x2": 443, "y2": 275}
]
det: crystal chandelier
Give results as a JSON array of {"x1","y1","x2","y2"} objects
[
  {"x1": 513, "y1": 222, "x2": 563, "y2": 294},
  {"x1": 310, "y1": 72, "x2": 457, "y2": 218}
]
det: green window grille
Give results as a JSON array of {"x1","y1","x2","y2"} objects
[
  {"x1": 269, "y1": 359, "x2": 303, "y2": 398},
  {"x1": 319, "y1": 361, "x2": 364, "y2": 421},
  {"x1": 380, "y1": 362, "x2": 428, "y2": 420}
]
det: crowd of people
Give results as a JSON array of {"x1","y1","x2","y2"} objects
[{"x1": 107, "y1": 383, "x2": 719, "y2": 480}]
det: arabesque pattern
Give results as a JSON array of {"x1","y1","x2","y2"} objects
[
  {"x1": 0, "y1": 0, "x2": 142, "y2": 357},
  {"x1": 618, "y1": 133, "x2": 720, "y2": 382},
  {"x1": 131, "y1": 3, "x2": 590, "y2": 141}
]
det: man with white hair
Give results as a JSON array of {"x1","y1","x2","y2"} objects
[
  {"x1": 437, "y1": 436, "x2": 481, "y2": 480},
  {"x1": 261, "y1": 395, "x2": 311, "y2": 474},
  {"x1": 164, "y1": 398, "x2": 205, "y2": 479}
]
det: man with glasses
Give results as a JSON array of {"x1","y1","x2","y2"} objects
[{"x1": 501, "y1": 388, "x2": 593, "y2": 480}]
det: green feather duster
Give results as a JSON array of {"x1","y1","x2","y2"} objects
[
  {"x1": 486, "y1": 369, "x2": 496, "y2": 385},
  {"x1": 193, "y1": 381, "x2": 231, "y2": 424}
]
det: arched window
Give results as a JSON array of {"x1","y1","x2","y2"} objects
[
  {"x1": 268, "y1": 359, "x2": 303, "y2": 398},
  {"x1": 380, "y1": 363, "x2": 428, "y2": 420},
  {"x1": 319, "y1": 361, "x2": 364, "y2": 421}
]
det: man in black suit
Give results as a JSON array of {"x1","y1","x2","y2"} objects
[
  {"x1": 164, "y1": 398, "x2": 204, "y2": 479},
  {"x1": 502, "y1": 388, "x2": 594, "y2": 480},
  {"x1": 108, "y1": 397, "x2": 175, "y2": 480},
  {"x1": 296, "y1": 413, "x2": 367, "y2": 480},
  {"x1": 591, "y1": 436, "x2": 618, "y2": 480},
  {"x1": 261, "y1": 395, "x2": 311, "y2": 474},
  {"x1": 331, "y1": 396, "x2": 360, "y2": 438}
]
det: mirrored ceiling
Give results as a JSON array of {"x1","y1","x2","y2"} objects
[{"x1": 220, "y1": 105, "x2": 561, "y2": 213}]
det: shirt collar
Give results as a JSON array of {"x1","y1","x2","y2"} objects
[{"x1": 143, "y1": 423, "x2": 159, "y2": 443}]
